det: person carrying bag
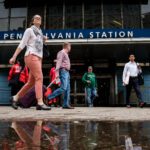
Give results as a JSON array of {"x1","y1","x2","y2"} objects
[{"x1": 122, "y1": 54, "x2": 146, "y2": 108}]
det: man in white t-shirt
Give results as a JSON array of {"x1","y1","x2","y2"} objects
[{"x1": 122, "y1": 54, "x2": 145, "y2": 108}]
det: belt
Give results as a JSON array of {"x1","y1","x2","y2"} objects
[{"x1": 130, "y1": 76, "x2": 138, "y2": 79}]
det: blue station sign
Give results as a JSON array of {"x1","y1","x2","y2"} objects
[{"x1": 0, "y1": 29, "x2": 150, "y2": 40}]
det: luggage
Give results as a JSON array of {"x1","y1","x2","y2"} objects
[
  {"x1": 19, "y1": 86, "x2": 47, "y2": 108},
  {"x1": 19, "y1": 79, "x2": 57, "y2": 108}
]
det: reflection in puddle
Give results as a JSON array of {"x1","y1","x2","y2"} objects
[{"x1": 0, "y1": 121, "x2": 150, "y2": 149}]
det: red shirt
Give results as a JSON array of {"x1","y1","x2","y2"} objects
[
  {"x1": 49, "y1": 67, "x2": 60, "y2": 85},
  {"x1": 19, "y1": 67, "x2": 29, "y2": 83},
  {"x1": 8, "y1": 64, "x2": 29, "y2": 84},
  {"x1": 8, "y1": 63, "x2": 22, "y2": 81}
]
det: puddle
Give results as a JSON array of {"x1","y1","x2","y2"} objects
[{"x1": 0, "y1": 121, "x2": 150, "y2": 150}]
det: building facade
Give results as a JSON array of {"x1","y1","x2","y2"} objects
[{"x1": 0, "y1": 0, "x2": 150, "y2": 105}]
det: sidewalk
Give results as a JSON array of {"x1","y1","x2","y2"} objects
[{"x1": 0, "y1": 106, "x2": 150, "y2": 121}]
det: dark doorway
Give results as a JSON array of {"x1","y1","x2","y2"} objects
[{"x1": 94, "y1": 78, "x2": 111, "y2": 106}]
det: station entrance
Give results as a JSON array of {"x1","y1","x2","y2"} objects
[{"x1": 1, "y1": 43, "x2": 150, "y2": 105}]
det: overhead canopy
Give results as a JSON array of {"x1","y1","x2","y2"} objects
[
  {"x1": 4, "y1": 0, "x2": 148, "y2": 8},
  {"x1": 1, "y1": 42, "x2": 150, "y2": 65}
]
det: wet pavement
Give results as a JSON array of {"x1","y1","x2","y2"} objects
[
  {"x1": 0, "y1": 120, "x2": 150, "y2": 150},
  {"x1": 0, "y1": 107, "x2": 150, "y2": 121}
]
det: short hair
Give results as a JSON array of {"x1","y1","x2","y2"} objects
[
  {"x1": 88, "y1": 66, "x2": 93, "y2": 69},
  {"x1": 129, "y1": 54, "x2": 135, "y2": 57},
  {"x1": 63, "y1": 42, "x2": 71, "y2": 48}
]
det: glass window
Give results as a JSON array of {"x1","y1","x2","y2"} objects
[
  {"x1": 9, "y1": 8, "x2": 27, "y2": 31},
  {"x1": 0, "y1": 2, "x2": 8, "y2": 31},
  {"x1": 0, "y1": 3, "x2": 9, "y2": 18},
  {"x1": 47, "y1": 5, "x2": 63, "y2": 29},
  {"x1": 65, "y1": 5, "x2": 82, "y2": 29},
  {"x1": 84, "y1": 5, "x2": 102, "y2": 29},
  {"x1": 10, "y1": 18, "x2": 26, "y2": 31},
  {"x1": 11, "y1": 8, "x2": 27, "y2": 17},
  {"x1": 103, "y1": 4, "x2": 122, "y2": 28},
  {"x1": 0, "y1": 18, "x2": 8, "y2": 31},
  {"x1": 123, "y1": 5, "x2": 141, "y2": 28},
  {"x1": 141, "y1": 0, "x2": 150, "y2": 28}
]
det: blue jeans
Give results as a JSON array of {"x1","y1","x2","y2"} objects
[
  {"x1": 47, "y1": 69, "x2": 70, "y2": 107},
  {"x1": 85, "y1": 87, "x2": 97, "y2": 107}
]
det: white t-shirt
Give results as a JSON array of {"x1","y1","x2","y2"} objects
[{"x1": 18, "y1": 28, "x2": 43, "y2": 58}]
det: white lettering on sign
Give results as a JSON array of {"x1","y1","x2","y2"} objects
[
  {"x1": 108, "y1": 32, "x2": 113, "y2": 38},
  {"x1": 66, "y1": 32, "x2": 71, "y2": 39},
  {"x1": 128, "y1": 31, "x2": 133, "y2": 38},
  {"x1": 101, "y1": 32, "x2": 107, "y2": 38},
  {"x1": 10, "y1": 33, "x2": 15, "y2": 40},
  {"x1": 78, "y1": 32, "x2": 84, "y2": 39},
  {"x1": 119, "y1": 31, "x2": 126, "y2": 37},
  {"x1": 16, "y1": 33, "x2": 22, "y2": 39},
  {"x1": 50, "y1": 33, "x2": 56, "y2": 39},
  {"x1": 89, "y1": 32, "x2": 94, "y2": 38},
  {"x1": 4, "y1": 34, "x2": 9, "y2": 39},
  {"x1": 58, "y1": 33, "x2": 63, "y2": 39},
  {"x1": 2, "y1": 30, "x2": 134, "y2": 40}
]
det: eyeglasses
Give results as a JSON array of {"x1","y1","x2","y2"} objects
[{"x1": 34, "y1": 17, "x2": 41, "y2": 20}]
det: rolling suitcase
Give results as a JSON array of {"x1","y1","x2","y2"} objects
[
  {"x1": 19, "y1": 79, "x2": 56, "y2": 108},
  {"x1": 19, "y1": 86, "x2": 47, "y2": 108}
]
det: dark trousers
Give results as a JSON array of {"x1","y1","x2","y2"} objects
[
  {"x1": 126, "y1": 77, "x2": 143, "y2": 105},
  {"x1": 11, "y1": 82, "x2": 24, "y2": 96}
]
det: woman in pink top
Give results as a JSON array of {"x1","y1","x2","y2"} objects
[{"x1": 9, "y1": 15, "x2": 51, "y2": 110}]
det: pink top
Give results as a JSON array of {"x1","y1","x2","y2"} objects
[{"x1": 56, "y1": 49, "x2": 71, "y2": 71}]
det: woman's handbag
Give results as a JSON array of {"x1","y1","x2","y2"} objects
[
  {"x1": 138, "y1": 72, "x2": 144, "y2": 85},
  {"x1": 43, "y1": 44, "x2": 50, "y2": 59}
]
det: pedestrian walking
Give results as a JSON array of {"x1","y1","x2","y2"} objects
[
  {"x1": 122, "y1": 54, "x2": 146, "y2": 108},
  {"x1": 9, "y1": 14, "x2": 51, "y2": 110},
  {"x1": 82, "y1": 66, "x2": 98, "y2": 107},
  {"x1": 47, "y1": 42, "x2": 74, "y2": 109}
]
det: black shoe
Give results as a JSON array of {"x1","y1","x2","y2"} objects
[
  {"x1": 10, "y1": 97, "x2": 18, "y2": 110},
  {"x1": 36, "y1": 104, "x2": 51, "y2": 110},
  {"x1": 62, "y1": 106, "x2": 74, "y2": 109}
]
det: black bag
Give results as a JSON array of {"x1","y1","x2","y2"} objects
[
  {"x1": 136, "y1": 63, "x2": 144, "y2": 85},
  {"x1": 19, "y1": 85, "x2": 47, "y2": 108},
  {"x1": 43, "y1": 44, "x2": 50, "y2": 59},
  {"x1": 138, "y1": 73, "x2": 144, "y2": 85}
]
